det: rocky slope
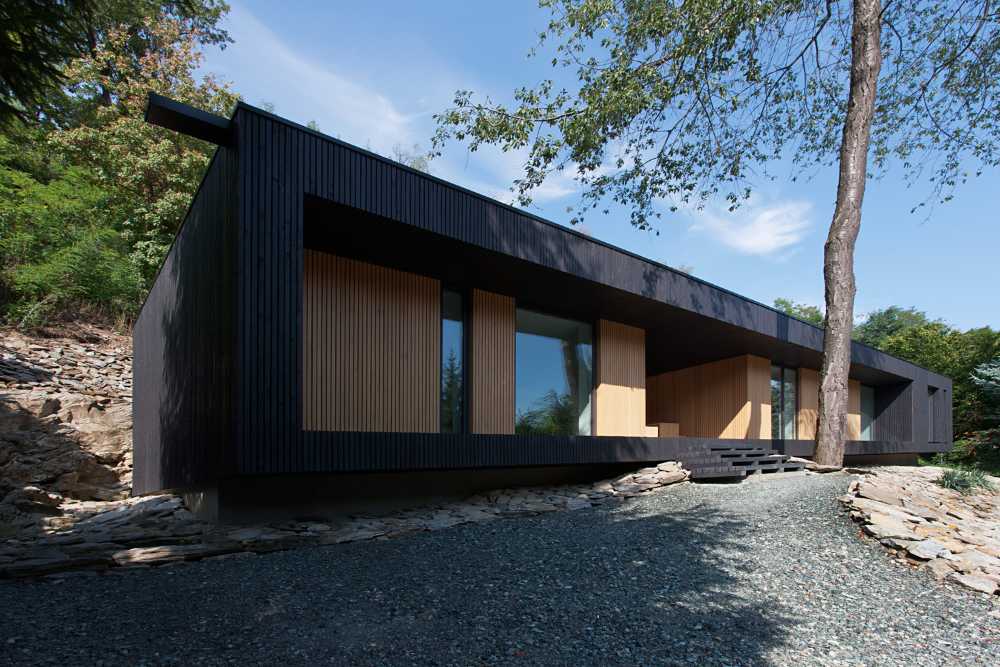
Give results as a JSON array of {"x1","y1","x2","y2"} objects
[
  {"x1": 1, "y1": 323, "x2": 133, "y2": 531},
  {"x1": 842, "y1": 466, "x2": 1000, "y2": 595}
]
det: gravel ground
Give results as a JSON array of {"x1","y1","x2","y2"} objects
[{"x1": 1, "y1": 473, "x2": 998, "y2": 666}]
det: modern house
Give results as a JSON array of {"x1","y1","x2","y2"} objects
[{"x1": 133, "y1": 94, "x2": 952, "y2": 520}]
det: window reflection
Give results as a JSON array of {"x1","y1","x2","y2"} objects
[
  {"x1": 441, "y1": 290, "x2": 463, "y2": 433},
  {"x1": 515, "y1": 309, "x2": 593, "y2": 436}
]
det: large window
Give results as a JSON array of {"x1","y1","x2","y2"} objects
[
  {"x1": 860, "y1": 384, "x2": 875, "y2": 441},
  {"x1": 515, "y1": 309, "x2": 593, "y2": 436},
  {"x1": 441, "y1": 290, "x2": 464, "y2": 433},
  {"x1": 771, "y1": 365, "x2": 797, "y2": 439}
]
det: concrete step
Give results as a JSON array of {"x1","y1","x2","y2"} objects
[{"x1": 689, "y1": 466, "x2": 748, "y2": 479}]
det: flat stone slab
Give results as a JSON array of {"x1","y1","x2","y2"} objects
[
  {"x1": 842, "y1": 465, "x2": 1000, "y2": 596},
  {"x1": 1, "y1": 460, "x2": 691, "y2": 579}
]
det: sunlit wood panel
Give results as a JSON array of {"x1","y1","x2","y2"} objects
[
  {"x1": 594, "y1": 320, "x2": 648, "y2": 436},
  {"x1": 797, "y1": 368, "x2": 820, "y2": 440},
  {"x1": 647, "y1": 354, "x2": 771, "y2": 439},
  {"x1": 847, "y1": 378, "x2": 862, "y2": 440}
]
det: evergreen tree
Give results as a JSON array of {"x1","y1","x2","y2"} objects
[{"x1": 441, "y1": 349, "x2": 463, "y2": 432}]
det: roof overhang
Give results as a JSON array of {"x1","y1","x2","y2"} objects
[{"x1": 144, "y1": 93, "x2": 234, "y2": 147}]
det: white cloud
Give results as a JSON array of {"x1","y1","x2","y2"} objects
[
  {"x1": 218, "y1": 5, "x2": 418, "y2": 154},
  {"x1": 210, "y1": 4, "x2": 580, "y2": 209},
  {"x1": 690, "y1": 200, "x2": 813, "y2": 256}
]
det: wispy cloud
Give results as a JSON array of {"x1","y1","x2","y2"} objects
[
  {"x1": 690, "y1": 199, "x2": 813, "y2": 257},
  {"x1": 218, "y1": 5, "x2": 417, "y2": 153},
  {"x1": 210, "y1": 4, "x2": 579, "y2": 210}
]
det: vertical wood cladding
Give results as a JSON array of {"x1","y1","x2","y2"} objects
[
  {"x1": 647, "y1": 355, "x2": 770, "y2": 439},
  {"x1": 797, "y1": 368, "x2": 820, "y2": 440},
  {"x1": 302, "y1": 251, "x2": 440, "y2": 432},
  {"x1": 470, "y1": 289, "x2": 515, "y2": 434},
  {"x1": 133, "y1": 147, "x2": 236, "y2": 494},
  {"x1": 745, "y1": 355, "x2": 772, "y2": 439},
  {"x1": 847, "y1": 379, "x2": 862, "y2": 440},
  {"x1": 594, "y1": 320, "x2": 648, "y2": 436}
]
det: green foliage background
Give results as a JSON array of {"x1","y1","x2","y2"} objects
[{"x1": 0, "y1": 1, "x2": 235, "y2": 327}]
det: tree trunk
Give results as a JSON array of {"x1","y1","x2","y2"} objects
[{"x1": 814, "y1": 0, "x2": 882, "y2": 467}]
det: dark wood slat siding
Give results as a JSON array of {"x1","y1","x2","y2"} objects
[
  {"x1": 298, "y1": 433, "x2": 953, "y2": 473},
  {"x1": 225, "y1": 104, "x2": 951, "y2": 476},
  {"x1": 132, "y1": 147, "x2": 237, "y2": 494},
  {"x1": 234, "y1": 110, "x2": 305, "y2": 475},
  {"x1": 282, "y1": 111, "x2": 937, "y2": 384},
  {"x1": 874, "y1": 381, "x2": 913, "y2": 443},
  {"x1": 777, "y1": 439, "x2": 951, "y2": 457},
  {"x1": 299, "y1": 433, "x2": 717, "y2": 472},
  {"x1": 930, "y1": 385, "x2": 952, "y2": 443}
]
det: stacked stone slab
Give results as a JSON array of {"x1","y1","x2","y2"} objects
[
  {"x1": 841, "y1": 465, "x2": 1000, "y2": 596},
  {"x1": 0, "y1": 462, "x2": 691, "y2": 579}
]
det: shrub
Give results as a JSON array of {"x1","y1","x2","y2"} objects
[
  {"x1": 932, "y1": 429, "x2": 1000, "y2": 475},
  {"x1": 935, "y1": 467, "x2": 996, "y2": 495}
]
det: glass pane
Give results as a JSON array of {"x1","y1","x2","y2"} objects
[
  {"x1": 860, "y1": 384, "x2": 875, "y2": 441},
  {"x1": 782, "y1": 367, "x2": 797, "y2": 439},
  {"x1": 441, "y1": 290, "x2": 463, "y2": 433},
  {"x1": 770, "y1": 365, "x2": 782, "y2": 438},
  {"x1": 515, "y1": 309, "x2": 593, "y2": 436}
]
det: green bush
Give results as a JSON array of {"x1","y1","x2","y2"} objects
[
  {"x1": 935, "y1": 467, "x2": 996, "y2": 495},
  {"x1": 929, "y1": 429, "x2": 1000, "y2": 475},
  {"x1": 0, "y1": 134, "x2": 144, "y2": 326}
]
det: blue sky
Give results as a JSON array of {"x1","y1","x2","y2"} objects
[{"x1": 200, "y1": 0, "x2": 999, "y2": 330}]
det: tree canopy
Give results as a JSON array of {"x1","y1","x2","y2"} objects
[
  {"x1": 0, "y1": 4, "x2": 234, "y2": 325},
  {"x1": 1, "y1": 0, "x2": 230, "y2": 125},
  {"x1": 433, "y1": 0, "x2": 1000, "y2": 227}
]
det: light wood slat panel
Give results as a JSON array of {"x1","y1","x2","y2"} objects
[
  {"x1": 302, "y1": 250, "x2": 440, "y2": 432},
  {"x1": 847, "y1": 378, "x2": 862, "y2": 440},
  {"x1": 746, "y1": 355, "x2": 772, "y2": 439},
  {"x1": 594, "y1": 320, "x2": 648, "y2": 436},
  {"x1": 797, "y1": 368, "x2": 820, "y2": 440},
  {"x1": 646, "y1": 355, "x2": 770, "y2": 438},
  {"x1": 470, "y1": 289, "x2": 515, "y2": 434}
]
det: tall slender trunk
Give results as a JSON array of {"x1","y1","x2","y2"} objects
[{"x1": 814, "y1": 0, "x2": 882, "y2": 467}]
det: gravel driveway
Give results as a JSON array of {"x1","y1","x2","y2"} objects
[{"x1": 2, "y1": 473, "x2": 998, "y2": 666}]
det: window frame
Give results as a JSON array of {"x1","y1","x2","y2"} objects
[{"x1": 512, "y1": 304, "x2": 596, "y2": 437}]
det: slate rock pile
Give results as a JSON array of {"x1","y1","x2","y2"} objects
[
  {"x1": 1, "y1": 324, "x2": 133, "y2": 532},
  {"x1": 0, "y1": 462, "x2": 690, "y2": 579},
  {"x1": 841, "y1": 465, "x2": 1000, "y2": 595}
]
